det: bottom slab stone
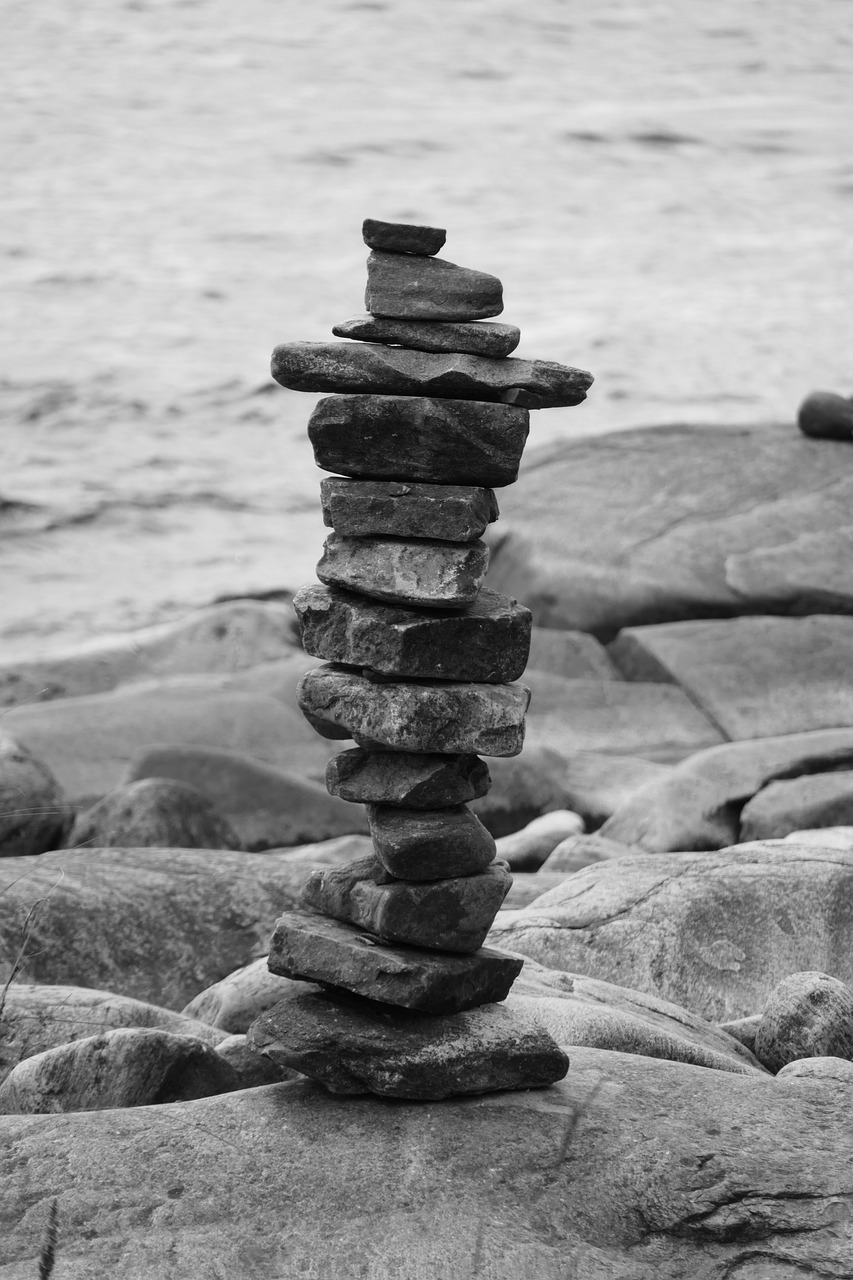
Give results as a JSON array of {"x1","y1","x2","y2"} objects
[
  {"x1": 267, "y1": 910, "x2": 522, "y2": 1013},
  {"x1": 247, "y1": 987, "x2": 569, "y2": 1099}
]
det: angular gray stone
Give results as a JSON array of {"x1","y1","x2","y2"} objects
[
  {"x1": 798, "y1": 390, "x2": 853, "y2": 441},
  {"x1": 303, "y1": 855, "x2": 512, "y2": 952},
  {"x1": 295, "y1": 584, "x2": 531, "y2": 682},
  {"x1": 326, "y1": 748, "x2": 490, "y2": 808},
  {"x1": 69, "y1": 777, "x2": 240, "y2": 851},
  {"x1": 754, "y1": 971, "x2": 853, "y2": 1072},
  {"x1": 316, "y1": 533, "x2": 489, "y2": 609},
  {"x1": 332, "y1": 313, "x2": 520, "y2": 358},
  {"x1": 248, "y1": 989, "x2": 568, "y2": 1098},
  {"x1": 267, "y1": 909, "x2": 523, "y2": 1013},
  {"x1": 362, "y1": 218, "x2": 446, "y2": 256},
  {"x1": 320, "y1": 476, "x2": 499, "y2": 542},
  {"x1": 365, "y1": 250, "x2": 503, "y2": 321},
  {"x1": 297, "y1": 665, "x2": 530, "y2": 756},
  {"x1": 740, "y1": 770, "x2": 853, "y2": 842},
  {"x1": 308, "y1": 394, "x2": 529, "y2": 488},
  {"x1": 272, "y1": 341, "x2": 592, "y2": 408},
  {"x1": 367, "y1": 804, "x2": 497, "y2": 880}
]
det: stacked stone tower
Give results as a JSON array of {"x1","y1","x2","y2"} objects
[{"x1": 247, "y1": 219, "x2": 593, "y2": 1099}]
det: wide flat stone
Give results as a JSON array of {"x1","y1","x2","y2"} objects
[
  {"x1": 365, "y1": 251, "x2": 503, "y2": 321},
  {"x1": 248, "y1": 988, "x2": 568, "y2": 1098},
  {"x1": 316, "y1": 533, "x2": 489, "y2": 609},
  {"x1": 740, "y1": 770, "x2": 853, "y2": 841},
  {"x1": 362, "y1": 218, "x2": 446, "y2": 256},
  {"x1": 267, "y1": 909, "x2": 523, "y2": 1013},
  {"x1": 272, "y1": 341, "x2": 592, "y2": 408},
  {"x1": 367, "y1": 803, "x2": 497, "y2": 880},
  {"x1": 308, "y1": 394, "x2": 529, "y2": 488},
  {"x1": 332, "y1": 314, "x2": 520, "y2": 358},
  {"x1": 297, "y1": 665, "x2": 530, "y2": 756},
  {"x1": 326, "y1": 749, "x2": 490, "y2": 808},
  {"x1": 303, "y1": 855, "x2": 511, "y2": 953},
  {"x1": 320, "y1": 477, "x2": 499, "y2": 542},
  {"x1": 294, "y1": 584, "x2": 531, "y2": 682}
]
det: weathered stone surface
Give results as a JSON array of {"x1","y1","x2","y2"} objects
[
  {"x1": 295, "y1": 584, "x2": 531, "y2": 682},
  {"x1": 316, "y1": 532, "x2": 489, "y2": 608},
  {"x1": 297, "y1": 665, "x2": 530, "y2": 757},
  {"x1": 777, "y1": 1055, "x2": 853, "y2": 1081},
  {"x1": 308, "y1": 394, "x2": 529, "y2": 487},
  {"x1": 526, "y1": 625, "x2": 622, "y2": 681},
  {"x1": 798, "y1": 389, "x2": 853, "y2": 440},
  {"x1": 267, "y1": 910, "x2": 522, "y2": 1013},
  {"x1": 367, "y1": 804, "x2": 497, "y2": 880},
  {"x1": 214, "y1": 1033, "x2": 295, "y2": 1088},
  {"x1": 248, "y1": 989, "x2": 568, "y2": 1099},
  {"x1": 493, "y1": 809, "x2": 585, "y2": 872},
  {"x1": 326, "y1": 748, "x2": 490, "y2": 808},
  {"x1": 540, "y1": 832, "x2": 639, "y2": 873},
  {"x1": 754, "y1": 972, "x2": 853, "y2": 1073},
  {"x1": 362, "y1": 218, "x2": 446, "y2": 256},
  {"x1": 182, "y1": 958, "x2": 315, "y2": 1034},
  {"x1": 68, "y1": 777, "x2": 240, "y2": 851},
  {"x1": 0, "y1": 1027, "x2": 239, "y2": 1114},
  {"x1": 502, "y1": 873, "x2": 569, "y2": 910},
  {"x1": 365, "y1": 250, "x2": 503, "y2": 321},
  {"x1": 333, "y1": 313, "x2": 520, "y2": 357},
  {"x1": 740, "y1": 770, "x2": 853, "y2": 842},
  {"x1": 0, "y1": 733, "x2": 71, "y2": 857},
  {"x1": 726, "y1": 524, "x2": 853, "y2": 612},
  {"x1": 320, "y1": 476, "x2": 499, "y2": 542},
  {"x1": 273, "y1": 340, "x2": 592, "y2": 408},
  {"x1": 717, "y1": 1014, "x2": 761, "y2": 1055},
  {"x1": 558, "y1": 751, "x2": 673, "y2": 827},
  {"x1": 303, "y1": 855, "x2": 512, "y2": 952}
]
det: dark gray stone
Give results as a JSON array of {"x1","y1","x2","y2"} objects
[
  {"x1": 0, "y1": 732, "x2": 72, "y2": 858},
  {"x1": 367, "y1": 804, "x2": 497, "y2": 880},
  {"x1": 754, "y1": 972, "x2": 853, "y2": 1073},
  {"x1": 320, "y1": 477, "x2": 499, "y2": 542},
  {"x1": 798, "y1": 391, "x2": 853, "y2": 441},
  {"x1": 326, "y1": 749, "x2": 490, "y2": 808},
  {"x1": 316, "y1": 533, "x2": 489, "y2": 609},
  {"x1": 362, "y1": 219, "x2": 446, "y2": 256},
  {"x1": 69, "y1": 777, "x2": 240, "y2": 851},
  {"x1": 365, "y1": 251, "x2": 503, "y2": 321},
  {"x1": 332, "y1": 313, "x2": 520, "y2": 357}
]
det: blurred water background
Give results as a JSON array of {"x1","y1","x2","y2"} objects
[{"x1": 2, "y1": 0, "x2": 851, "y2": 659}]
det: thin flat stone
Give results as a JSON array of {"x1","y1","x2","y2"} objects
[
  {"x1": 362, "y1": 219, "x2": 446, "y2": 256},
  {"x1": 308, "y1": 395, "x2": 529, "y2": 488},
  {"x1": 326, "y1": 749, "x2": 491, "y2": 808},
  {"x1": 294, "y1": 585, "x2": 531, "y2": 682},
  {"x1": 248, "y1": 987, "x2": 569, "y2": 1099},
  {"x1": 302, "y1": 855, "x2": 512, "y2": 953},
  {"x1": 316, "y1": 533, "x2": 489, "y2": 609},
  {"x1": 332, "y1": 314, "x2": 521, "y2": 358},
  {"x1": 272, "y1": 342, "x2": 592, "y2": 408},
  {"x1": 365, "y1": 251, "x2": 503, "y2": 321},
  {"x1": 265, "y1": 909, "x2": 523, "y2": 1013},
  {"x1": 297, "y1": 665, "x2": 530, "y2": 756},
  {"x1": 367, "y1": 803, "x2": 497, "y2": 880},
  {"x1": 320, "y1": 477, "x2": 499, "y2": 542}
]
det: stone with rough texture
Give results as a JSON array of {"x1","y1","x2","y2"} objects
[
  {"x1": 248, "y1": 988, "x2": 568, "y2": 1099},
  {"x1": 367, "y1": 804, "x2": 497, "y2": 880},
  {"x1": 321, "y1": 476, "x2": 499, "y2": 542},
  {"x1": 493, "y1": 809, "x2": 585, "y2": 872},
  {"x1": 0, "y1": 733, "x2": 71, "y2": 857},
  {"x1": 798, "y1": 389, "x2": 853, "y2": 440},
  {"x1": 182, "y1": 958, "x2": 315, "y2": 1034},
  {"x1": 754, "y1": 971, "x2": 853, "y2": 1073},
  {"x1": 540, "y1": 832, "x2": 639, "y2": 873},
  {"x1": 777, "y1": 1055, "x2": 853, "y2": 1081},
  {"x1": 526, "y1": 626, "x2": 622, "y2": 681},
  {"x1": 740, "y1": 770, "x2": 853, "y2": 842},
  {"x1": 316, "y1": 532, "x2": 489, "y2": 609},
  {"x1": 501, "y1": 872, "x2": 569, "y2": 910},
  {"x1": 295, "y1": 584, "x2": 530, "y2": 682},
  {"x1": 303, "y1": 855, "x2": 512, "y2": 953},
  {"x1": 68, "y1": 777, "x2": 240, "y2": 851},
  {"x1": 297, "y1": 665, "x2": 530, "y2": 757},
  {"x1": 333, "y1": 313, "x2": 520, "y2": 357},
  {"x1": 362, "y1": 218, "x2": 446, "y2": 256},
  {"x1": 326, "y1": 748, "x2": 490, "y2": 809},
  {"x1": 308, "y1": 394, "x2": 529, "y2": 487},
  {"x1": 214, "y1": 1033, "x2": 295, "y2": 1088},
  {"x1": 365, "y1": 250, "x2": 503, "y2": 321},
  {"x1": 267, "y1": 910, "x2": 522, "y2": 1014}
]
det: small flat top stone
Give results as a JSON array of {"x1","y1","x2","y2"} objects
[
  {"x1": 362, "y1": 219, "x2": 446, "y2": 257},
  {"x1": 332, "y1": 314, "x2": 521, "y2": 359}
]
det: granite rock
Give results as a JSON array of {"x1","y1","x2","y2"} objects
[
  {"x1": 362, "y1": 218, "x2": 446, "y2": 256},
  {"x1": 366, "y1": 804, "x2": 497, "y2": 880},
  {"x1": 541, "y1": 832, "x2": 640, "y2": 873},
  {"x1": 320, "y1": 476, "x2": 498, "y2": 542},
  {"x1": 777, "y1": 1055, "x2": 853, "y2": 1081},
  {"x1": 365, "y1": 250, "x2": 503, "y2": 321},
  {"x1": 181, "y1": 959, "x2": 316, "y2": 1034},
  {"x1": 0, "y1": 732, "x2": 72, "y2": 857},
  {"x1": 316, "y1": 532, "x2": 489, "y2": 609},
  {"x1": 717, "y1": 1014, "x2": 761, "y2": 1055},
  {"x1": 332, "y1": 313, "x2": 520, "y2": 357},
  {"x1": 754, "y1": 971, "x2": 853, "y2": 1072},
  {"x1": 797, "y1": 390, "x2": 853, "y2": 441},
  {"x1": 493, "y1": 809, "x2": 585, "y2": 872},
  {"x1": 214, "y1": 1033, "x2": 296, "y2": 1088},
  {"x1": 326, "y1": 748, "x2": 490, "y2": 808},
  {"x1": 740, "y1": 770, "x2": 853, "y2": 841},
  {"x1": 69, "y1": 777, "x2": 240, "y2": 851}
]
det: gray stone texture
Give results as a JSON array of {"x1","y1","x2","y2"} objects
[
  {"x1": 0, "y1": 732, "x2": 71, "y2": 857},
  {"x1": 320, "y1": 476, "x2": 499, "y2": 542},
  {"x1": 740, "y1": 769, "x2": 853, "y2": 841},
  {"x1": 332, "y1": 313, "x2": 520, "y2": 357},
  {"x1": 754, "y1": 971, "x2": 853, "y2": 1072},
  {"x1": 316, "y1": 532, "x2": 489, "y2": 609},
  {"x1": 798, "y1": 389, "x2": 853, "y2": 440},
  {"x1": 362, "y1": 218, "x2": 446, "y2": 256},
  {"x1": 326, "y1": 748, "x2": 490, "y2": 808},
  {"x1": 365, "y1": 250, "x2": 503, "y2": 320},
  {"x1": 526, "y1": 625, "x2": 622, "y2": 681},
  {"x1": 367, "y1": 803, "x2": 497, "y2": 880},
  {"x1": 69, "y1": 777, "x2": 240, "y2": 851}
]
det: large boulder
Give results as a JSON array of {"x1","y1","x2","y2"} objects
[
  {"x1": 493, "y1": 809, "x2": 584, "y2": 871},
  {"x1": 559, "y1": 749, "x2": 672, "y2": 827},
  {"x1": 754, "y1": 972, "x2": 853, "y2": 1073},
  {"x1": 740, "y1": 770, "x2": 853, "y2": 841},
  {"x1": 68, "y1": 778, "x2": 241, "y2": 850},
  {"x1": 0, "y1": 733, "x2": 72, "y2": 857},
  {"x1": 181, "y1": 958, "x2": 313, "y2": 1034}
]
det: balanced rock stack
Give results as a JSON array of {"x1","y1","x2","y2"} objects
[{"x1": 247, "y1": 219, "x2": 593, "y2": 1100}]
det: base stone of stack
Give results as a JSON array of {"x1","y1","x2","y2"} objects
[
  {"x1": 367, "y1": 803, "x2": 497, "y2": 880},
  {"x1": 364, "y1": 251, "x2": 504, "y2": 321},
  {"x1": 320, "y1": 477, "x2": 498, "y2": 542},
  {"x1": 316, "y1": 533, "x2": 489, "y2": 609},
  {"x1": 362, "y1": 219, "x2": 446, "y2": 256},
  {"x1": 326, "y1": 748, "x2": 490, "y2": 808},
  {"x1": 267, "y1": 911, "x2": 522, "y2": 1013},
  {"x1": 247, "y1": 988, "x2": 569, "y2": 1099},
  {"x1": 332, "y1": 314, "x2": 520, "y2": 358}
]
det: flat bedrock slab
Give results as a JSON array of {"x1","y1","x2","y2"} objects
[
  {"x1": 362, "y1": 218, "x2": 446, "y2": 256},
  {"x1": 320, "y1": 476, "x2": 499, "y2": 542},
  {"x1": 295, "y1": 583, "x2": 531, "y2": 682},
  {"x1": 248, "y1": 988, "x2": 568, "y2": 1099},
  {"x1": 316, "y1": 532, "x2": 489, "y2": 609},
  {"x1": 297, "y1": 665, "x2": 530, "y2": 757},
  {"x1": 333, "y1": 313, "x2": 520, "y2": 358},
  {"x1": 754, "y1": 971, "x2": 853, "y2": 1073},
  {"x1": 267, "y1": 910, "x2": 523, "y2": 1013},
  {"x1": 365, "y1": 250, "x2": 503, "y2": 321},
  {"x1": 740, "y1": 769, "x2": 853, "y2": 842},
  {"x1": 308, "y1": 394, "x2": 529, "y2": 488},
  {"x1": 272, "y1": 341, "x2": 592, "y2": 408},
  {"x1": 367, "y1": 803, "x2": 497, "y2": 880},
  {"x1": 797, "y1": 389, "x2": 853, "y2": 440},
  {"x1": 303, "y1": 855, "x2": 512, "y2": 953},
  {"x1": 326, "y1": 748, "x2": 490, "y2": 808}
]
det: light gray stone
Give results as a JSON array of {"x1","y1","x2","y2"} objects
[
  {"x1": 777, "y1": 1055, "x2": 853, "y2": 1082},
  {"x1": 526, "y1": 626, "x2": 622, "y2": 681},
  {"x1": 557, "y1": 750, "x2": 673, "y2": 827},
  {"x1": 754, "y1": 972, "x2": 853, "y2": 1072},
  {"x1": 493, "y1": 809, "x2": 585, "y2": 872},
  {"x1": 316, "y1": 532, "x2": 489, "y2": 608},
  {"x1": 181, "y1": 958, "x2": 316, "y2": 1034},
  {"x1": 540, "y1": 832, "x2": 639, "y2": 873},
  {"x1": 740, "y1": 770, "x2": 853, "y2": 841}
]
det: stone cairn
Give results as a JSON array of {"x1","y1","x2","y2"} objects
[{"x1": 247, "y1": 219, "x2": 594, "y2": 1100}]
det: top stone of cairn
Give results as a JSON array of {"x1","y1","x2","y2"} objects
[{"x1": 363, "y1": 218, "x2": 447, "y2": 257}]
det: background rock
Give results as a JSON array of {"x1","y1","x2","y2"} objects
[
  {"x1": 740, "y1": 770, "x2": 853, "y2": 842},
  {"x1": 493, "y1": 809, "x2": 585, "y2": 872},
  {"x1": 0, "y1": 733, "x2": 72, "y2": 857},
  {"x1": 181, "y1": 958, "x2": 314, "y2": 1034},
  {"x1": 540, "y1": 832, "x2": 640, "y2": 873},
  {"x1": 68, "y1": 777, "x2": 240, "y2": 850},
  {"x1": 525, "y1": 625, "x2": 622, "y2": 681},
  {"x1": 754, "y1": 971, "x2": 853, "y2": 1073},
  {"x1": 558, "y1": 750, "x2": 672, "y2": 828}
]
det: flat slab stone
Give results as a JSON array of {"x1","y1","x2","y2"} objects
[
  {"x1": 294, "y1": 584, "x2": 531, "y2": 682},
  {"x1": 362, "y1": 218, "x2": 446, "y2": 256},
  {"x1": 248, "y1": 988, "x2": 568, "y2": 1098},
  {"x1": 320, "y1": 477, "x2": 499, "y2": 542},
  {"x1": 297, "y1": 665, "x2": 530, "y2": 756},
  {"x1": 326, "y1": 749, "x2": 490, "y2": 808},
  {"x1": 333, "y1": 314, "x2": 520, "y2": 358},
  {"x1": 303, "y1": 855, "x2": 511, "y2": 953},
  {"x1": 272, "y1": 341, "x2": 592, "y2": 408},
  {"x1": 740, "y1": 770, "x2": 853, "y2": 842},
  {"x1": 267, "y1": 909, "x2": 523, "y2": 1013},
  {"x1": 308, "y1": 394, "x2": 529, "y2": 488},
  {"x1": 365, "y1": 250, "x2": 503, "y2": 321},
  {"x1": 367, "y1": 803, "x2": 497, "y2": 880},
  {"x1": 316, "y1": 533, "x2": 489, "y2": 609}
]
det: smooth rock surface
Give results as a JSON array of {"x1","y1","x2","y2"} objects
[
  {"x1": 68, "y1": 777, "x2": 240, "y2": 851},
  {"x1": 797, "y1": 389, "x2": 853, "y2": 440},
  {"x1": 777, "y1": 1055, "x2": 853, "y2": 1081},
  {"x1": 740, "y1": 770, "x2": 853, "y2": 842},
  {"x1": 0, "y1": 733, "x2": 71, "y2": 857},
  {"x1": 540, "y1": 832, "x2": 640, "y2": 873},
  {"x1": 558, "y1": 750, "x2": 672, "y2": 827},
  {"x1": 754, "y1": 971, "x2": 853, "y2": 1072},
  {"x1": 493, "y1": 809, "x2": 585, "y2": 872},
  {"x1": 316, "y1": 531, "x2": 489, "y2": 608},
  {"x1": 308, "y1": 394, "x2": 529, "y2": 487},
  {"x1": 470, "y1": 745, "x2": 577, "y2": 837},
  {"x1": 333, "y1": 313, "x2": 520, "y2": 357},
  {"x1": 526, "y1": 626, "x2": 622, "y2": 681},
  {"x1": 326, "y1": 748, "x2": 490, "y2": 809},
  {"x1": 362, "y1": 218, "x2": 446, "y2": 256},
  {"x1": 367, "y1": 803, "x2": 497, "y2": 880},
  {"x1": 364, "y1": 250, "x2": 503, "y2": 320},
  {"x1": 320, "y1": 476, "x2": 499, "y2": 541},
  {"x1": 783, "y1": 825, "x2": 853, "y2": 848},
  {"x1": 181, "y1": 958, "x2": 315, "y2": 1034}
]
